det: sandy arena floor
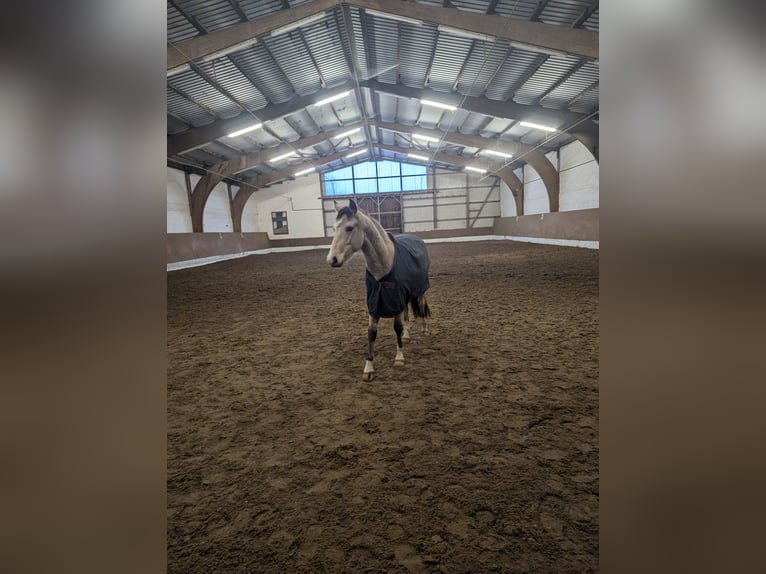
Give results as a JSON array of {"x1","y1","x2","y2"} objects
[{"x1": 168, "y1": 240, "x2": 599, "y2": 573}]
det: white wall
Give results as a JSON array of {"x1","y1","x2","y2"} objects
[
  {"x1": 203, "y1": 181, "x2": 233, "y2": 232},
  {"x1": 499, "y1": 181, "x2": 517, "y2": 217},
  {"x1": 559, "y1": 140, "x2": 599, "y2": 211},
  {"x1": 523, "y1": 164, "x2": 551, "y2": 215},
  {"x1": 167, "y1": 167, "x2": 192, "y2": 233},
  {"x1": 244, "y1": 172, "x2": 324, "y2": 238}
]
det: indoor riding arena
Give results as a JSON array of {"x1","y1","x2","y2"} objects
[{"x1": 167, "y1": 1, "x2": 599, "y2": 572}]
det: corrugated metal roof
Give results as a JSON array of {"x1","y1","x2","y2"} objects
[
  {"x1": 168, "y1": 69, "x2": 243, "y2": 118},
  {"x1": 228, "y1": 45, "x2": 295, "y2": 103},
  {"x1": 427, "y1": 34, "x2": 474, "y2": 92},
  {"x1": 167, "y1": 86, "x2": 216, "y2": 126},
  {"x1": 364, "y1": 15, "x2": 399, "y2": 84},
  {"x1": 194, "y1": 58, "x2": 269, "y2": 110},
  {"x1": 539, "y1": 0, "x2": 594, "y2": 27},
  {"x1": 513, "y1": 55, "x2": 583, "y2": 105},
  {"x1": 262, "y1": 32, "x2": 323, "y2": 96},
  {"x1": 397, "y1": 25, "x2": 437, "y2": 88},
  {"x1": 173, "y1": 0, "x2": 242, "y2": 33},
  {"x1": 483, "y1": 50, "x2": 544, "y2": 101},
  {"x1": 168, "y1": 0, "x2": 598, "y2": 174},
  {"x1": 539, "y1": 61, "x2": 598, "y2": 108},
  {"x1": 454, "y1": 41, "x2": 511, "y2": 96},
  {"x1": 237, "y1": 0, "x2": 287, "y2": 21},
  {"x1": 167, "y1": 3, "x2": 199, "y2": 43},
  {"x1": 569, "y1": 82, "x2": 598, "y2": 113},
  {"x1": 301, "y1": 17, "x2": 351, "y2": 88}
]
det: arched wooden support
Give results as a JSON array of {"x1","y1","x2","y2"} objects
[
  {"x1": 230, "y1": 186, "x2": 257, "y2": 232},
  {"x1": 497, "y1": 167, "x2": 524, "y2": 216}
]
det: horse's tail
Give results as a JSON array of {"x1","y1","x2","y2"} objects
[{"x1": 410, "y1": 295, "x2": 431, "y2": 319}]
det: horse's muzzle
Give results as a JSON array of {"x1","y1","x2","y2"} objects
[{"x1": 329, "y1": 256, "x2": 343, "y2": 267}]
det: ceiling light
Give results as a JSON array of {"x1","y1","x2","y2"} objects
[
  {"x1": 334, "y1": 127, "x2": 362, "y2": 139},
  {"x1": 270, "y1": 12, "x2": 327, "y2": 37},
  {"x1": 520, "y1": 121, "x2": 558, "y2": 132},
  {"x1": 464, "y1": 166, "x2": 487, "y2": 174},
  {"x1": 437, "y1": 25, "x2": 495, "y2": 42},
  {"x1": 346, "y1": 149, "x2": 368, "y2": 159},
  {"x1": 200, "y1": 37, "x2": 258, "y2": 62},
  {"x1": 314, "y1": 90, "x2": 351, "y2": 107},
  {"x1": 412, "y1": 134, "x2": 439, "y2": 142},
  {"x1": 420, "y1": 99, "x2": 458, "y2": 112},
  {"x1": 511, "y1": 41, "x2": 570, "y2": 58},
  {"x1": 408, "y1": 153, "x2": 429, "y2": 161},
  {"x1": 482, "y1": 149, "x2": 513, "y2": 159},
  {"x1": 167, "y1": 64, "x2": 190, "y2": 77},
  {"x1": 294, "y1": 167, "x2": 315, "y2": 176},
  {"x1": 364, "y1": 9, "x2": 423, "y2": 26},
  {"x1": 271, "y1": 151, "x2": 298, "y2": 162},
  {"x1": 227, "y1": 123, "x2": 263, "y2": 138}
]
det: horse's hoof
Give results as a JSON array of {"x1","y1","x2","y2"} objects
[
  {"x1": 394, "y1": 360, "x2": 405, "y2": 368},
  {"x1": 362, "y1": 372, "x2": 375, "y2": 382}
]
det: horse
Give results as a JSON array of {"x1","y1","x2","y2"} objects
[{"x1": 326, "y1": 199, "x2": 431, "y2": 382}]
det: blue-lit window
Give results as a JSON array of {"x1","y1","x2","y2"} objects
[{"x1": 322, "y1": 160, "x2": 428, "y2": 196}]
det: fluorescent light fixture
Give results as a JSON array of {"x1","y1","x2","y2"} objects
[
  {"x1": 334, "y1": 127, "x2": 361, "y2": 139},
  {"x1": 437, "y1": 25, "x2": 495, "y2": 42},
  {"x1": 364, "y1": 9, "x2": 423, "y2": 26},
  {"x1": 200, "y1": 37, "x2": 258, "y2": 62},
  {"x1": 270, "y1": 12, "x2": 327, "y2": 37},
  {"x1": 482, "y1": 149, "x2": 513, "y2": 159},
  {"x1": 314, "y1": 90, "x2": 351, "y2": 107},
  {"x1": 345, "y1": 148, "x2": 368, "y2": 159},
  {"x1": 227, "y1": 123, "x2": 263, "y2": 138},
  {"x1": 408, "y1": 153, "x2": 429, "y2": 161},
  {"x1": 464, "y1": 166, "x2": 487, "y2": 174},
  {"x1": 412, "y1": 133, "x2": 439, "y2": 143},
  {"x1": 294, "y1": 167, "x2": 315, "y2": 176},
  {"x1": 511, "y1": 41, "x2": 569, "y2": 58},
  {"x1": 167, "y1": 64, "x2": 190, "y2": 77},
  {"x1": 520, "y1": 121, "x2": 558, "y2": 132},
  {"x1": 271, "y1": 151, "x2": 298, "y2": 162},
  {"x1": 420, "y1": 99, "x2": 458, "y2": 112}
]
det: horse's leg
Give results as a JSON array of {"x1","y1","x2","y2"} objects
[
  {"x1": 363, "y1": 314, "x2": 378, "y2": 382},
  {"x1": 419, "y1": 294, "x2": 431, "y2": 335},
  {"x1": 402, "y1": 304, "x2": 411, "y2": 342},
  {"x1": 393, "y1": 312, "x2": 405, "y2": 367}
]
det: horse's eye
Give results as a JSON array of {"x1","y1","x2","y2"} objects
[{"x1": 345, "y1": 226, "x2": 354, "y2": 232}]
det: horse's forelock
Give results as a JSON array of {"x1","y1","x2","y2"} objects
[{"x1": 336, "y1": 206, "x2": 355, "y2": 220}]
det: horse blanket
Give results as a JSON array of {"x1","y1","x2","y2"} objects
[{"x1": 366, "y1": 233, "x2": 430, "y2": 318}]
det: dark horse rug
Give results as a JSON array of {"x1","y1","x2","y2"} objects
[{"x1": 366, "y1": 233, "x2": 430, "y2": 318}]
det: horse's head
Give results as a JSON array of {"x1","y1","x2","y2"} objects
[{"x1": 327, "y1": 199, "x2": 364, "y2": 268}]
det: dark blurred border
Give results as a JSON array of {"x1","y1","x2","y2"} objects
[
  {"x1": 601, "y1": 1, "x2": 766, "y2": 572},
  {"x1": 0, "y1": 1, "x2": 166, "y2": 572}
]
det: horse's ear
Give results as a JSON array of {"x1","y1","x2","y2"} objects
[
  {"x1": 334, "y1": 200, "x2": 340, "y2": 213},
  {"x1": 349, "y1": 199, "x2": 357, "y2": 214}
]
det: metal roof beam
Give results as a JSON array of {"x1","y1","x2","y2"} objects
[
  {"x1": 168, "y1": 0, "x2": 339, "y2": 69},
  {"x1": 371, "y1": 120, "x2": 558, "y2": 211},
  {"x1": 352, "y1": 0, "x2": 597, "y2": 60},
  {"x1": 360, "y1": 79, "x2": 597, "y2": 160},
  {"x1": 168, "y1": 82, "x2": 353, "y2": 156},
  {"x1": 168, "y1": 0, "x2": 598, "y2": 69}
]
